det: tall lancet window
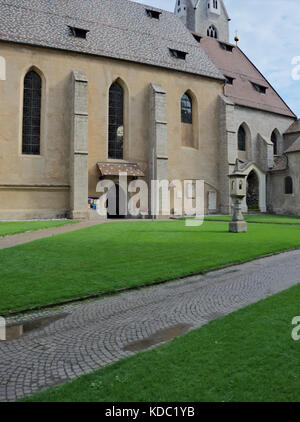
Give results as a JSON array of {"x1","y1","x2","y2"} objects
[
  {"x1": 181, "y1": 93, "x2": 193, "y2": 124},
  {"x1": 22, "y1": 70, "x2": 42, "y2": 155},
  {"x1": 108, "y1": 81, "x2": 124, "y2": 159},
  {"x1": 207, "y1": 25, "x2": 218, "y2": 39},
  {"x1": 271, "y1": 130, "x2": 278, "y2": 155},
  {"x1": 238, "y1": 126, "x2": 246, "y2": 151}
]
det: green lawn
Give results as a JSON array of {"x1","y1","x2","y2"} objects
[
  {"x1": 2, "y1": 220, "x2": 300, "y2": 314},
  {"x1": 205, "y1": 214, "x2": 300, "y2": 224},
  {"x1": 0, "y1": 220, "x2": 77, "y2": 237},
  {"x1": 22, "y1": 283, "x2": 300, "y2": 402}
]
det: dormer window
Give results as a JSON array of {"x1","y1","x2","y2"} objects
[
  {"x1": 146, "y1": 9, "x2": 161, "y2": 19},
  {"x1": 225, "y1": 76, "x2": 234, "y2": 85},
  {"x1": 68, "y1": 26, "x2": 89, "y2": 39},
  {"x1": 219, "y1": 42, "x2": 234, "y2": 52},
  {"x1": 251, "y1": 82, "x2": 267, "y2": 94},
  {"x1": 169, "y1": 48, "x2": 188, "y2": 60}
]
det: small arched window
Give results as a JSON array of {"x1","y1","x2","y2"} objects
[
  {"x1": 238, "y1": 126, "x2": 246, "y2": 151},
  {"x1": 207, "y1": 25, "x2": 218, "y2": 39},
  {"x1": 285, "y1": 177, "x2": 293, "y2": 195},
  {"x1": 181, "y1": 93, "x2": 192, "y2": 124},
  {"x1": 108, "y1": 81, "x2": 124, "y2": 159},
  {"x1": 213, "y1": 0, "x2": 218, "y2": 8},
  {"x1": 22, "y1": 70, "x2": 42, "y2": 155},
  {"x1": 271, "y1": 130, "x2": 278, "y2": 155}
]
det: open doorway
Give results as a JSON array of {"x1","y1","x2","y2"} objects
[
  {"x1": 246, "y1": 170, "x2": 259, "y2": 212},
  {"x1": 107, "y1": 184, "x2": 126, "y2": 219}
]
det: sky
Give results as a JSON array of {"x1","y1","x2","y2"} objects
[{"x1": 133, "y1": 0, "x2": 300, "y2": 117}]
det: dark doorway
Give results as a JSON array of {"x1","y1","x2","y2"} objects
[
  {"x1": 246, "y1": 171, "x2": 259, "y2": 211},
  {"x1": 107, "y1": 184, "x2": 126, "y2": 219}
]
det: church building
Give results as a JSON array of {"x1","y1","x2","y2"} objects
[
  {"x1": 175, "y1": 0, "x2": 299, "y2": 215},
  {"x1": 0, "y1": 0, "x2": 299, "y2": 219}
]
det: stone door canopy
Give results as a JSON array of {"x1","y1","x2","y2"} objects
[{"x1": 97, "y1": 162, "x2": 145, "y2": 177}]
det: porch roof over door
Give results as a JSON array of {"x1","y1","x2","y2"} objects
[{"x1": 97, "y1": 162, "x2": 145, "y2": 177}]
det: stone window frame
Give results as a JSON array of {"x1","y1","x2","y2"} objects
[
  {"x1": 20, "y1": 66, "x2": 46, "y2": 157},
  {"x1": 207, "y1": 25, "x2": 218, "y2": 39},
  {"x1": 180, "y1": 90, "x2": 199, "y2": 150}
]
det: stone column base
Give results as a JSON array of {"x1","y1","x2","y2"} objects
[
  {"x1": 229, "y1": 221, "x2": 247, "y2": 233},
  {"x1": 68, "y1": 210, "x2": 89, "y2": 220}
]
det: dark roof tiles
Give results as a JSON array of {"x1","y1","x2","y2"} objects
[
  {"x1": 271, "y1": 155, "x2": 288, "y2": 172},
  {"x1": 285, "y1": 119, "x2": 300, "y2": 134},
  {"x1": 285, "y1": 136, "x2": 300, "y2": 154},
  {"x1": 0, "y1": 0, "x2": 224, "y2": 80}
]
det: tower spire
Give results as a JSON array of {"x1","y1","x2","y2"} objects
[{"x1": 175, "y1": 0, "x2": 230, "y2": 43}]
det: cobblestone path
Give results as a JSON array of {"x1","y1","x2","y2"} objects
[{"x1": 1, "y1": 249, "x2": 300, "y2": 401}]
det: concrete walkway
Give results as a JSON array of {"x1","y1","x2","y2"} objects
[
  {"x1": 0, "y1": 218, "x2": 156, "y2": 250},
  {"x1": 0, "y1": 249, "x2": 300, "y2": 401},
  {"x1": 0, "y1": 220, "x2": 106, "y2": 250}
]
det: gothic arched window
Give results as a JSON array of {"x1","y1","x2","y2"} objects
[
  {"x1": 22, "y1": 70, "x2": 42, "y2": 155},
  {"x1": 238, "y1": 126, "x2": 246, "y2": 151},
  {"x1": 285, "y1": 177, "x2": 293, "y2": 195},
  {"x1": 213, "y1": 0, "x2": 218, "y2": 8},
  {"x1": 181, "y1": 93, "x2": 193, "y2": 124},
  {"x1": 271, "y1": 130, "x2": 278, "y2": 155},
  {"x1": 207, "y1": 25, "x2": 218, "y2": 39},
  {"x1": 108, "y1": 81, "x2": 124, "y2": 159}
]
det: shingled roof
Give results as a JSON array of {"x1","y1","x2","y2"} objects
[
  {"x1": 0, "y1": 0, "x2": 224, "y2": 81},
  {"x1": 285, "y1": 119, "x2": 300, "y2": 134},
  {"x1": 198, "y1": 36, "x2": 296, "y2": 118},
  {"x1": 285, "y1": 136, "x2": 300, "y2": 154}
]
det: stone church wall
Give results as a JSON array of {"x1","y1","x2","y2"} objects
[{"x1": 0, "y1": 41, "x2": 223, "y2": 219}]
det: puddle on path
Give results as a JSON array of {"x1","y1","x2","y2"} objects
[
  {"x1": 1, "y1": 313, "x2": 68, "y2": 341},
  {"x1": 124, "y1": 323, "x2": 192, "y2": 352}
]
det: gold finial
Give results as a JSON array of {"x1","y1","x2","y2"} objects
[{"x1": 234, "y1": 30, "x2": 239, "y2": 46}]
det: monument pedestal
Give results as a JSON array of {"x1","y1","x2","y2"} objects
[{"x1": 229, "y1": 220, "x2": 247, "y2": 233}]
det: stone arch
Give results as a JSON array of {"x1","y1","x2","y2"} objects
[
  {"x1": 240, "y1": 163, "x2": 266, "y2": 213},
  {"x1": 0, "y1": 56, "x2": 6, "y2": 80},
  {"x1": 270, "y1": 128, "x2": 281, "y2": 156}
]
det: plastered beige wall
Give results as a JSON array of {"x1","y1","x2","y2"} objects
[{"x1": 0, "y1": 42, "x2": 223, "y2": 219}]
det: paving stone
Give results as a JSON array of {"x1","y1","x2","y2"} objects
[{"x1": 1, "y1": 250, "x2": 300, "y2": 401}]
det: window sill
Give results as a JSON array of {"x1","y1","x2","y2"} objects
[
  {"x1": 181, "y1": 146, "x2": 199, "y2": 151},
  {"x1": 20, "y1": 154, "x2": 43, "y2": 158}
]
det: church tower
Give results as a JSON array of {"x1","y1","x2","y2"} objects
[{"x1": 175, "y1": 0, "x2": 230, "y2": 43}]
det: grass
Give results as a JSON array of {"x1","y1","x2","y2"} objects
[
  {"x1": 0, "y1": 220, "x2": 77, "y2": 237},
  {"x1": 22, "y1": 283, "x2": 300, "y2": 402},
  {"x1": 205, "y1": 214, "x2": 300, "y2": 224},
  {"x1": 2, "y1": 219, "x2": 300, "y2": 314}
]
